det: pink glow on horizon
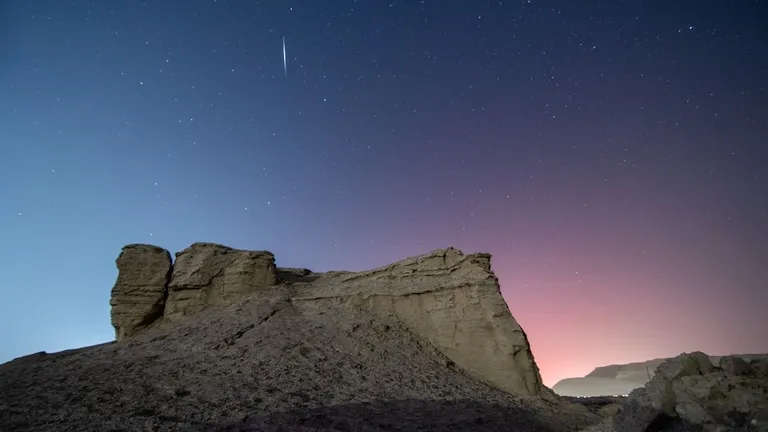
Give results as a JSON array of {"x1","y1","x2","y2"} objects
[{"x1": 494, "y1": 257, "x2": 767, "y2": 387}]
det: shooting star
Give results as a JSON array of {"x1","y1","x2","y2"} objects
[{"x1": 282, "y1": 36, "x2": 287, "y2": 78}]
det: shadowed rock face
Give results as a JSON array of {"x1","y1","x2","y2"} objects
[{"x1": 107, "y1": 243, "x2": 548, "y2": 399}]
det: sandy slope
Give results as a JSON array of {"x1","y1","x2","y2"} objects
[{"x1": 0, "y1": 288, "x2": 598, "y2": 431}]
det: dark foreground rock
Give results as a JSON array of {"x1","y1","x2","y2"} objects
[
  {"x1": 210, "y1": 399, "x2": 578, "y2": 432},
  {"x1": 614, "y1": 352, "x2": 768, "y2": 432}
]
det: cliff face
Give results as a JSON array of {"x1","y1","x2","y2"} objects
[{"x1": 109, "y1": 242, "x2": 547, "y2": 398}]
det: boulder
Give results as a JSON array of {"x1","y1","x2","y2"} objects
[
  {"x1": 614, "y1": 352, "x2": 768, "y2": 432},
  {"x1": 109, "y1": 244, "x2": 172, "y2": 340},
  {"x1": 656, "y1": 351, "x2": 716, "y2": 380},
  {"x1": 165, "y1": 243, "x2": 278, "y2": 320}
]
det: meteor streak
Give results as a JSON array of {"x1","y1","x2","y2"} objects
[{"x1": 282, "y1": 36, "x2": 287, "y2": 77}]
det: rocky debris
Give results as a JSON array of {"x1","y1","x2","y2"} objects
[
  {"x1": 165, "y1": 243, "x2": 278, "y2": 320},
  {"x1": 0, "y1": 285, "x2": 598, "y2": 432},
  {"x1": 109, "y1": 244, "x2": 172, "y2": 340},
  {"x1": 613, "y1": 351, "x2": 768, "y2": 432}
]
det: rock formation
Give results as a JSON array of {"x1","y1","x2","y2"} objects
[
  {"x1": 0, "y1": 242, "x2": 599, "y2": 432},
  {"x1": 109, "y1": 244, "x2": 172, "y2": 340},
  {"x1": 613, "y1": 352, "x2": 768, "y2": 432},
  {"x1": 553, "y1": 354, "x2": 768, "y2": 398},
  {"x1": 109, "y1": 242, "x2": 547, "y2": 398},
  {"x1": 165, "y1": 243, "x2": 278, "y2": 320}
]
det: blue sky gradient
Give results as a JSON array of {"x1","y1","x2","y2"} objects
[{"x1": 1, "y1": 0, "x2": 766, "y2": 386}]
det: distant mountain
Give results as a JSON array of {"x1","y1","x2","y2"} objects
[{"x1": 553, "y1": 354, "x2": 768, "y2": 397}]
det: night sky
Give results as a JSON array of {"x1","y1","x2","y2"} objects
[{"x1": 1, "y1": 0, "x2": 767, "y2": 387}]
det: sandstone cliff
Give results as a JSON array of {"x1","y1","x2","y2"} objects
[{"x1": 109, "y1": 242, "x2": 546, "y2": 398}]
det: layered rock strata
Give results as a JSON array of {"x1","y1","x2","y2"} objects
[
  {"x1": 109, "y1": 244, "x2": 172, "y2": 340},
  {"x1": 165, "y1": 243, "x2": 277, "y2": 320}
]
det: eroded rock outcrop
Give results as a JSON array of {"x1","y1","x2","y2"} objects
[
  {"x1": 614, "y1": 351, "x2": 768, "y2": 432},
  {"x1": 109, "y1": 244, "x2": 172, "y2": 340},
  {"x1": 108, "y1": 243, "x2": 547, "y2": 398},
  {"x1": 165, "y1": 243, "x2": 278, "y2": 320}
]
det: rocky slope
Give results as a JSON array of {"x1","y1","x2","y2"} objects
[{"x1": 0, "y1": 243, "x2": 598, "y2": 432}]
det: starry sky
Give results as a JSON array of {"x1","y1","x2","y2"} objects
[{"x1": 1, "y1": 0, "x2": 767, "y2": 387}]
